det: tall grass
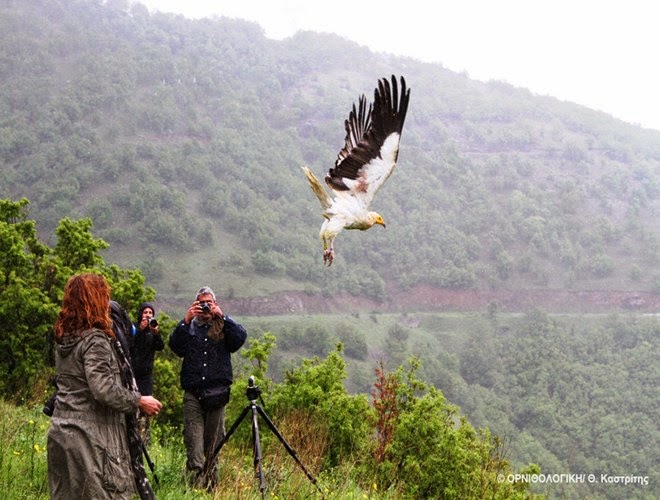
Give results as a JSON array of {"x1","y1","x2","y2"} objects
[
  {"x1": 0, "y1": 400, "x2": 387, "y2": 499},
  {"x1": 1, "y1": 402, "x2": 50, "y2": 499}
]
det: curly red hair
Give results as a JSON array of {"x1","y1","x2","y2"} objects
[{"x1": 54, "y1": 273, "x2": 114, "y2": 343}]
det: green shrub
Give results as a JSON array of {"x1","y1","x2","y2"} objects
[{"x1": 268, "y1": 346, "x2": 373, "y2": 467}]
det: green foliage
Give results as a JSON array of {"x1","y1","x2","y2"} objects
[
  {"x1": 240, "y1": 312, "x2": 659, "y2": 498},
  {"x1": 588, "y1": 254, "x2": 615, "y2": 278},
  {"x1": 252, "y1": 250, "x2": 287, "y2": 276},
  {"x1": 335, "y1": 322, "x2": 368, "y2": 360},
  {"x1": 275, "y1": 322, "x2": 334, "y2": 357},
  {"x1": 103, "y1": 265, "x2": 155, "y2": 317},
  {"x1": 384, "y1": 323, "x2": 410, "y2": 368},
  {"x1": 389, "y1": 393, "x2": 483, "y2": 498},
  {"x1": 269, "y1": 346, "x2": 373, "y2": 467},
  {"x1": 239, "y1": 331, "x2": 277, "y2": 385},
  {"x1": 0, "y1": 280, "x2": 58, "y2": 393},
  {"x1": 54, "y1": 217, "x2": 108, "y2": 270},
  {"x1": 3, "y1": 394, "x2": 527, "y2": 500},
  {"x1": 453, "y1": 310, "x2": 660, "y2": 498},
  {"x1": 0, "y1": 197, "x2": 155, "y2": 401},
  {"x1": 365, "y1": 359, "x2": 536, "y2": 499},
  {"x1": 0, "y1": 0, "x2": 658, "y2": 495}
]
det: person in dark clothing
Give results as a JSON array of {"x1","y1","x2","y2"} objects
[
  {"x1": 169, "y1": 286, "x2": 247, "y2": 489},
  {"x1": 131, "y1": 302, "x2": 164, "y2": 396},
  {"x1": 131, "y1": 302, "x2": 164, "y2": 443}
]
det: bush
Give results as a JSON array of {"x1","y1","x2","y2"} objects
[
  {"x1": 589, "y1": 254, "x2": 615, "y2": 278},
  {"x1": 366, "y1": 359, "x2": 535, "y2": 499},
  {"x1": 268, "y1": 346, "x2": 373, "y2": 467}
]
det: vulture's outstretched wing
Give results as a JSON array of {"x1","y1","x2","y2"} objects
[{"x1": 326, "y1": 75, "x2": 410, "y2": 208}]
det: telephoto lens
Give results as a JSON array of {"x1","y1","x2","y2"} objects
[{"x1": 149, "y1": 318, "x2": 158, "y2": 327}]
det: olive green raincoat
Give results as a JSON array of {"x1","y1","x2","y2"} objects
[{"x1": 47, "y1": 329, "x2": 141, "y2": 499}]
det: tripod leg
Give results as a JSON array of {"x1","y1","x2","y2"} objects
[
  {"x1": 201, "y1": 404, "x2": 250, "y2": 480},
  {"x1": 141, "y1": 440, "x2": 160, "y2": 487},
  {"x1": 255, "y1": 405, "x2": 323, "y2": 494},
  {"x1": 250, "y1": 404, "x2": 267, "y2": 497}
]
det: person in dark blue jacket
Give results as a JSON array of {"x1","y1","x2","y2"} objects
[{"x1": 169, "y1": 286, "x2": 247, "y2": 489}]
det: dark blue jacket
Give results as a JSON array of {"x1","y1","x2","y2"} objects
[{"x1": 169, "y1": 315, "x2": 247, "y2": 391}]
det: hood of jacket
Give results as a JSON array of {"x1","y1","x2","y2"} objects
[
  {"x1": 56, "y1": 329, "x2": 100, "y2": 358},
  {"x1": 136, "y1": 302, "x2": 156, "y2": 323}
]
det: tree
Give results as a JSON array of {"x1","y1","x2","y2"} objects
[
  {"x1": 367, "y1": 359, "x2": 536, "y2": 499},
  {"x1": 335, "y1": 322, "x2": 368, "y2": 360},
  {"x1": 0, "y1": 198, "x2": 154, "y2": 401},
  {"x1": 54, "y1": 217, "x2": 108, "y2": 270},
  {"x1": 384, "y1": 323, "x2": 410, "y2": 367}
]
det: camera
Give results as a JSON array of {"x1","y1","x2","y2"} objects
[
  {"x1": 200, "y1": 303, "x2": 211, "y2": 313},
  {"x1": 149, "y1": 318, "x2": 158, "y2": 328},
  {"x1": 246, "y1": 375, "x2": 261, "y2": 401}
]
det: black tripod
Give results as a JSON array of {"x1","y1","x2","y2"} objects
[{"x1": 201, "y1": 376, "x2": 322, "y2": 498}]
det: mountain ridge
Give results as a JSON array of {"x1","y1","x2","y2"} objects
[{"x1": 1, "y1": 0, "x2": 658, "y2": 307}]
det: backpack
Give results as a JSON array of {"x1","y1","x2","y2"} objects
[{"x1": 110, "y1": 300, "x2": 134, "y2": 364}]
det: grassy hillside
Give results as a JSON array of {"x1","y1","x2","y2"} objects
[{"x1": 1, "y1": 0, "x2": 658, "y2": 308}]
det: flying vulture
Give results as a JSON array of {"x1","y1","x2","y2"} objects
[{"x1": 302, "y1": 75, "x2": 410, "y2": 266}]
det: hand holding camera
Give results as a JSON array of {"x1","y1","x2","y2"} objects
[
  {"x1": 184, "y1": 297, "x2": 223, "y2": 324},
  {"x1": 197, "y1": 300, "x2": 223, "y2": 318},
  {"x1": 141, "y1": 316, "x2": 159, "y2": 331}
]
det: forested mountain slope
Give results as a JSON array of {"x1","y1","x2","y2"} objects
[
  {"x1": 2, "y1": 4, "x2": 658, "y2": 497},
  {"x1": 1, "y1": 0, "x2": 658, "y2": 307}
]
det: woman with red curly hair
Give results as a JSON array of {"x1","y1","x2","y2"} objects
[{"x1": 47, "y1": 273, "x2": 162, "y2": 499}]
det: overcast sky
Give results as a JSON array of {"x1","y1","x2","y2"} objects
[{"x1": 137, "y1": 0, "x2": 660, "y2": 132}]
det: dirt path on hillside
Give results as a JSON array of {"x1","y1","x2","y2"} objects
[{"x1": 214, "y1": 287, "x2": 659, "y2": 316}]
